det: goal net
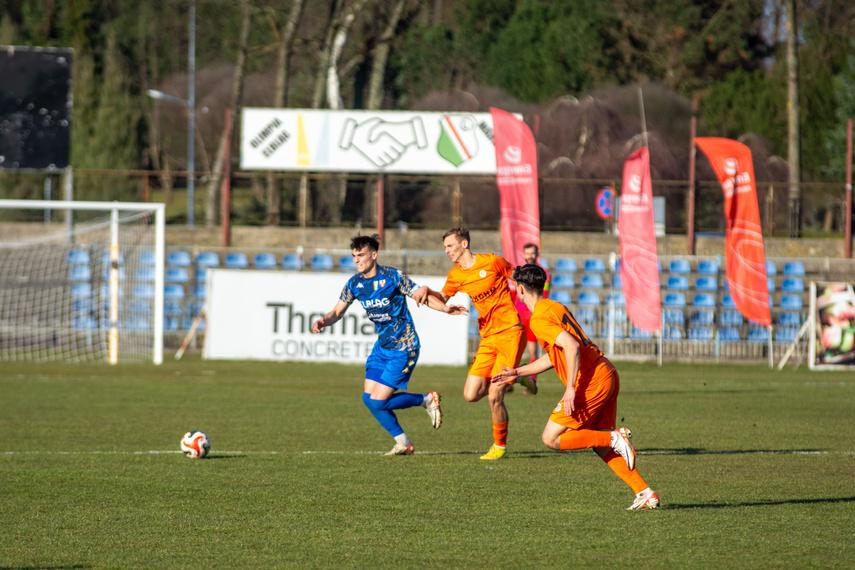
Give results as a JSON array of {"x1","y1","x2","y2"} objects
[{"x1": 0, "y1": 200, "x2": 165, "y2": 364}]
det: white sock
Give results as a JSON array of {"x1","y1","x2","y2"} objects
[
  {"x1": 610, "y1": 431, "x2": 618, "y2": 447},
  {"x1": 637, "y1": 487, "x2": 652, "y2": 498},
  {"x1": 394, "y1": 434, "x2": 411, "y2": 447},
  {"x1": 421, "y1": 394, "x2": 431, "y2": 407}
]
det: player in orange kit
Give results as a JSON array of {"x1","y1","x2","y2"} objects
[
  {"x1": 431, "y1": 227, "x2": 537, "y2": 460},
  {"x1": 492, "y1": 263, "x2": 659, "y2": 509},
  {"x1": 512, "y1": 243, "x2": 551, "y2": 394}
]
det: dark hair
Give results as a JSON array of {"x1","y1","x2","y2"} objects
[
  {"x1": 512, "y1": 264, "x2": 547, "y2": 295},
  {"x1": 523, "y1": 243, "x2": 539, "y2": 255},
  {"x1": 350, "y1": 234, "x2": 381, "y2": 252},
  {"x1": 442, "y1": 226, "x2": 470, "y2": 244}
]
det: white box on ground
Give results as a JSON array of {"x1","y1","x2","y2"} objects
[{"x1": 203, "y1": 269, "x2": 469, "y2": 366}]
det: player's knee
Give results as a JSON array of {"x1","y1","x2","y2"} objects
[
  {"x1": 362, "y1": 392, "x2": 373, "y2": 409},
  {"x1": 542, "y1": 432, "x2": 561, "y2": 450},
  {"x1": 363, "y1": 393, "x2": 391, "y2": 411}
]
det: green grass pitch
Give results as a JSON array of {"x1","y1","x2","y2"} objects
[{"x1": 1, "y1": 358, "x2": 853, "y2": 568}]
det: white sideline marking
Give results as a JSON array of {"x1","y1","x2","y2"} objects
[{"x1": 3, "y1": 449, "x2": 854, "y2": 456}]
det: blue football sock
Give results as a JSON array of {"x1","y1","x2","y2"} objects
[
  {"x1": 383, "y1": 392, "x2": 424, "y2": 410},
  {"x1": 362, "y1": 392, "x2": 404, "y2": 437}
]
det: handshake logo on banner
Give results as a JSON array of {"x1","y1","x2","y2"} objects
[{"x1": 240, "y1": 109, "x2": 498, "y2": 174}]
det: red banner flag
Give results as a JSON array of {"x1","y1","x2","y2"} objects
[
  {"x1": 490, "y1": 107, "x2": 539, "y2": 266},
  {"x1": 618, "y1": 147, "x2": 661, "y2": 332},
  {"x1": 695, "y1": 137, "x2": 771, "y2": 326}
]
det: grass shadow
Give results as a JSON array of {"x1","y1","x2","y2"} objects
[
  {"x1": 641, "y1": 447, "x2": 828, "y2": 456},
  {"x1": 667, "y1": 496, "x2": 855, "y2": 509}
]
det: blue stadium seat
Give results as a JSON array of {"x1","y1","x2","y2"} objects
[
  {"x1": 669, "y1": 259, "x2": 691, "y2": 274},
  {"x1": 767, "y1": 277, "x2": 776, "y2": 292},
  {"x1": 136, "y1": 267, "x2": 156, "y2": 282},
  {"x1": 311, "y1": 254, "x2": 334, "y2": 271},
  {"x1": 583, "y1": 258, "x2": 606, "y2": 273},
  {"x1": 766, "y1": 260, "x2": 777, "y2": 276},
  {"x1": 551, "y1": 290, "x2": 572, "y2": 306},
  {"x1": 194, "y1": 284, "x2": 206, "y2": 299},
  {"x1": 139, "y1": 251, "x2": 156, "y2": 266},
  {"x1": 719, "y1": 327, "x2": 740, "y2": 342},
  {"x1": 576, "y1": 307, "x2": 597, "y2": 323},
  {"x1": 72, "y1": 316, "x2": 97, "y2": 330},
  {"x1": 778, "y1": 311, "x2": 802, "y2": 327},
  {"x1": 225, "y1": 252, "x2": 249, "y2": 268},
  {"x1": 539, "y1": 257, "x2": 549, "y2": 270},
  {"x1": 606, "y1": 307, "x2": 627, "y2": 324},
  {"x1": 164, "y1": 301, "x2": 184, "y2": 317},
  {"x1": 67, "y1": 249, "x2": 90, "y2": 265},
  {"x1": 254, "y1": 253, "x2": 278, "y2": 269},
  {"x1": 130, "y1": 300, "x2": 152, "y2": 315},
  {"x1": 780, "y1": 295, "x2": 803, "y2": 310},
  {"x1": 164, "y1": 317, "x2": 180, "y2": 332},
  {"x1": 101, "y1": 265, "x2": 127, "y2": 281},
  {"x1": 164, "y1": 284, "x2": 185, "y2": 300},
  {"x1": 100, "y1": 250, "x2": 125, "y2": 265},
  {"x1": 166, "y1": 267, "x2": 189, "y2": 283},
  {"x1": 72, "y1": 299, "x2": 92, "y2": 313},
  {"x1": 167, "y1": 251, "x2": 192, "y2": 267},
  {"x1": 602, "y1": 324, "x2": 624, "y2": 339},
  {"x1": 339, "y1": 256, "x2": 357, "y2": 272},
  {"x1": 688, "y1": 327, "x2": 713, "y2": 341},
  {"x1": 71, "y1": 283, "x2": 91, "y2": 298},
  {"x1": 695, "y1": 276, "x2": 717, "y2": 291},
  {"x1": 581, "y1": 274, "x2": 604, "y2": 289},
  {"x1": 663, "y1": 293, "x2": 686, "y2": 307},
  {"x1": 196, "y1": 252, "x2": 220, "y2": 268},
  {"x1": 195, "y1": 268, "x2": 208, "y2": 284},
  {"x1": 611, "y1": 274, "x2": 622, "y2": 289},
  {"x1": 782, "y1": 261, "x2": 805, "y2": 276},
  {"x1": 722, "y1": 294, "x2": 736, "y2": 309},
  {"x1": 100, "y1": 283, "x2": 125, "y2": 299},
  {"x1": 552, "y1": 274, "x2": 575, "y2": 289},
  {"x1": 69, "y1": 265, "x2": 91, "y2": 281},
  {"x1": 690, "y1": 310, "x2": 714, "y2": 326},
  {"x1": 782, "y1": 278, "x2": 804, "y2": 293},
  {"x1": 748, "y1": 327, "x2": 770, "y2": 343},
  {"x1": 663, "y1": 309, "x2": 685, "y2": 325},
  {"x1": 719, "y1": 311, "x2": 743, "y2": 326},
  {"x1": 775, "y1": 327, "x2": 800, "y2": 344},
  {"x1": 282, "y1": 254, "x2": 304, "y2": 271},
  {"x1": 133, "y1": 284, "x2": 155, "y2": 299},
  {"x1": 554, "y1": 258, "x2": 577, "y2": 273},
  {"x1": 125, "y1": 317, "x2": 151, "y2": 331},
  {"x1": 606, "y1": 292, "x2": 625, "y2": 306},
  {"x1": 630, "y1": 326, "x2": 653, "y2": 340},
  {"x1": 667, "y1": 276, "x2": 689, "y2": 290},
  {"x1": 693, "y1": 293, "x2": 716, "y2": 308},
  {"x1": 578, "y1": 291, "x2": 601, "y2": 306},
  {"x1": 697, "y1": 260, "x2": 719, "y2": 275},
  {"x1": 664, "y1": 326, "x2": 684, "y2": 340}
]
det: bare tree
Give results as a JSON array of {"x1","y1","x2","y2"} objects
[
  {"x1": 366, "y1": 0, "x2": 407, "y2": 110},
  {"x1": 204, "y1": 1, "x2": 252, "y2": 227}
]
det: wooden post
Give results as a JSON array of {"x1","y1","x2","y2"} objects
[
  {"x1": 846, "y1": 118, "x2": 853, "y2": 258},
  {"x1": 376, "y1": 174, "x2": 385, "y2": 247},
  {"x1": 221, "y1": 108, "x2": 232, "y2": 247},
  {"x1": 687, "y1": 116, "x2": 696, "y2": 255}
]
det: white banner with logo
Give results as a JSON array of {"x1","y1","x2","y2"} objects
[
  {"x1": 240, "y1": 108, "x2": 498, "y2": 174},
  {"x1": 203, "y1": 269, "x2": 469, "y2": 365}
]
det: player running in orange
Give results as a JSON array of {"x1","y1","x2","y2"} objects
[
  {"x1": 512, "y1": 243, "x2": 551, "y2": 394},
  {"x1": 492, "y1": 264, "x2": 659, "y2": 510},
  {"x1": 431, "y1": 227, "x2": 537, "y2": 460}
]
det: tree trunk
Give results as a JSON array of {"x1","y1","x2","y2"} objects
[
  {"x1": 366, "y1": 0, "x2": 407, "y2": 111},
  {"x1": 205, "y1": 2, "x2": 252, "y2": 227},
  {"x1": 266, "y1": 0, "x2": 306, "y2": 226},
  {"x1": 786, "y1": 0, "x2": 801, "y2": 237}
]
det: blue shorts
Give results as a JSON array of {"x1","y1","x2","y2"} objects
[{"x1": 365, "y1": 344, "x2": 420, "y2": 390}]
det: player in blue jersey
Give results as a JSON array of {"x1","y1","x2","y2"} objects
[{"x1": 312, "y1": 234, "x2": 468, "y2": 455}]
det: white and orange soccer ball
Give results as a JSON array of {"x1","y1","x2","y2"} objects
[{"x1": 180, "y1": 431, "x2": 210, "y2": 459}]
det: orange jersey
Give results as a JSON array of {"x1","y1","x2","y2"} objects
[
  {"x1": 529, "y1": 298, "x2": 605, "y2": 387},
  {"x1": 443, "y1": 253, "x2": 520, "y2": 337}
]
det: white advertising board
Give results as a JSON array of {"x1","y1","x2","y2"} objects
[
  {"x1": 203, "y1": 269, "x2": 469, "y2": 366},
  {"x1": 240, "y1": 108, "x2": 498, "y2": 174}
]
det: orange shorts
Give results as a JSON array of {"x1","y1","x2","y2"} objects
[
  {"x1": 549, "y1": 358, "x2": 619, "y2": 431},
  {"x1": 469, "y1": 325, "x2": 526, "y2": 379}
]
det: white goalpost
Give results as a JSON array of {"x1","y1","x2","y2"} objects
[{"x1": 0, "y1": 200, "x2": 165, "y2": 364}]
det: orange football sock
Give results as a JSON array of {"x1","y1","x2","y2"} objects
[
  {"x1": 601, "y1": 449, "x2": 649, "y2": 494},
  {"x1": 559, "y1": 429, "x2": 611, "y2": 451},
  {"x1": 493, "y1": 421, "x2": 508, "y2": 447}
]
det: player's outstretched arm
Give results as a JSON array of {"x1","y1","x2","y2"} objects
[
  {"x1": 312, "y1": 299, "x2": 349, "y2": 333},
  {"x1": 491, "y1": 354, "x2": 553, "y2": 383},
  {"x1": 413, "y1": 286, "x2": 469, "y2": 316}
]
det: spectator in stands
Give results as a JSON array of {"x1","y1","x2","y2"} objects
[
  {"x1": 512, "y1": 243, "x2": 551, "y2": 394},
  {"x1": 311, "y1": 234, "x2": 467, "y2": 455}
]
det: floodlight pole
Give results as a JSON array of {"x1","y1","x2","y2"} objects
[{"x1": 145, "y1": 0, "x2": 195, "y2": 227}]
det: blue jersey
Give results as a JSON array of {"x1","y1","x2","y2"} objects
[{"x1": 340, "y1": 265, "x2": 421, "y2": 352}]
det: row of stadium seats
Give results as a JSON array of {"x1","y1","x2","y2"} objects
[
  {"x1": 547, "y1": 257, "x2": 807, "y2": 278},
  {"x1": 549, "y1": 272, "x2": 807, "y2": 294}
]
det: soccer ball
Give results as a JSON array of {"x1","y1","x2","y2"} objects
[{"x1": 180, "y1": 430, "x2": 210, "y2": 459}]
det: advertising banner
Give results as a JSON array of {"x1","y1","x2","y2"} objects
[
  {"x1": 203, "y1": 270, "x2": 469, "y2": 365},
  {"x1": 695, "y1": 137, "x2": 771, "y2": 326},
  {"x1": 618, "y1": 147, "x2": 661, "y2": 332},
  {"x1": 491, "y1": 107, "x2": 540, "y2": 266},
  {"x1": 240, "y1": 108, "x2": 498, "y2": 174},
  {"x1": 810, "y1": 282, "x2": 855, "y2": 369}
]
